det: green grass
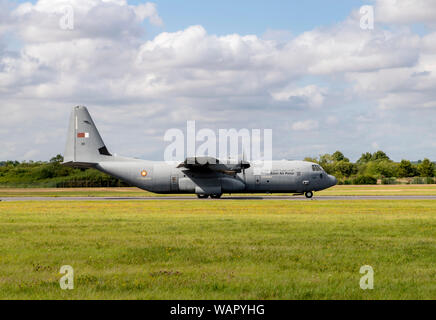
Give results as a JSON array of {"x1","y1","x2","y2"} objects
[
  {"x1": 0, "y1": 200, "x2": 435, "y2": 299},
  {"x1": 0, "y1": 187, "x2": 173, "y2": 198}
]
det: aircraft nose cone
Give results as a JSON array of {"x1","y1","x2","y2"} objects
[{"x1": 330, "y1": 175, "x2": 337, "y2": 186}]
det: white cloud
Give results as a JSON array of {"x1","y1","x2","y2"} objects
[
  {"x1": 291, "y1": 120, "x2": 319, "y2": 131},
  {"x1": 270, "y1": 85, "x2": 326, "y2": 108},
  {"x1": 345, "y1": 29, "x2": 436, "y2": 110},
  {"x1": 134, "y1": 2, "x2": 163, "y2": 26},
  {"x1": 0, "y1": 0, "x2": 435, "y2": 161},
  {"x1": 326, "y1": 116, "x2": 339, "y2": 126},
  {"x1": 262, "y1": 28, "x2": 293, "y2": 42},
  {"x1": 375, "y1": 0, "x2": 436, "y2": 27},
  {"x1": 8, "y1": 0, "x2": 163, "y2": 43}
]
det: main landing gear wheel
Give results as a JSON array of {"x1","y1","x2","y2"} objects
[
  {"x1": 210, "y1": 194, "x2": 222, "y2": 199},
  {"x1": 305, "y1": 191, "x2": 314, "y2": 199},
  {"x1": 197, "y1": 194, "x2": 209, "y2": 199}
]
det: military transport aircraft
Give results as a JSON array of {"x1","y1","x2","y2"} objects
[{"x1": 62, "y1": 106, "x2": 337, "y2": 198}]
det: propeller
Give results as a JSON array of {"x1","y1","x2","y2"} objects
[{"x1": 241, "y1": 151, "x2": 249, "y2": 181}]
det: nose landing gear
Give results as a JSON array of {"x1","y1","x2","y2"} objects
[{"x1": 305, "y1": 191, "x2": 313, "y2": 199}]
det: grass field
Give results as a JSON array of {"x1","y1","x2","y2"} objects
[
  {"x1": 1, "y1": 199, "x2": 435, "y2": 299},
  {"x1": 1, "y1": 184, "x2": 436, "y2": 197}
]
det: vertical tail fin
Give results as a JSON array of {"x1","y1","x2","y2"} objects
[{"x1": 63, "y1": 106, "x2": 112, "y2": 166}]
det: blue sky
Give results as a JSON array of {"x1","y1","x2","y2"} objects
[
  {"x1": 129, "y1": 0, "x2": 367, "y2": 35},
  {"x1": 14, "y1": 0, "x2": 368, "y2": 35},
  {"x1": 14, "y1": 0, "x2": 429, "y2": 37}
]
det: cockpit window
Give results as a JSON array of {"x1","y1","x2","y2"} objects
[{"x1": 312, "y1": 165, "x2": 324, "y2": 171}]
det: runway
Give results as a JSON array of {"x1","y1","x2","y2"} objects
[{"x1": 1, "y1": 195, "x2": 436, "y2": 201}]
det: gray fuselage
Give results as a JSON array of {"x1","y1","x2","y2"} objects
[{"x1": 96, "y1": 159, "x2": 337, "y2": 195}]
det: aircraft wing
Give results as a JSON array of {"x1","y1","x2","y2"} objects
[{"x1": 177, "y1": 157, "x2": 250, "y2": 175}]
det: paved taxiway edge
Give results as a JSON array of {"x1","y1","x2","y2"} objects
[{"x1": 1, "y1": 196, "x2": 436, "y2": 201}]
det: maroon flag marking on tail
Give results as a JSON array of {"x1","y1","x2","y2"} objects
[{"x1": 77, "y1": 132, "x2": 89, "y2": 138}]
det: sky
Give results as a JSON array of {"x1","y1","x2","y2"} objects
[{"x1": 1, "y1": 0, "x2": 436, "y2": 162}]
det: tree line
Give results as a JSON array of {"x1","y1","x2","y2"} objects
[
  {"x1": 0, "y1": 155, "x2": 129, "y2": 188},
  {"x1": 304, "y1": 150, "x2": 435, "y2": 184},
  {"x1": 0, "y1": 151, "x2": 435, "y2": 187}
]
